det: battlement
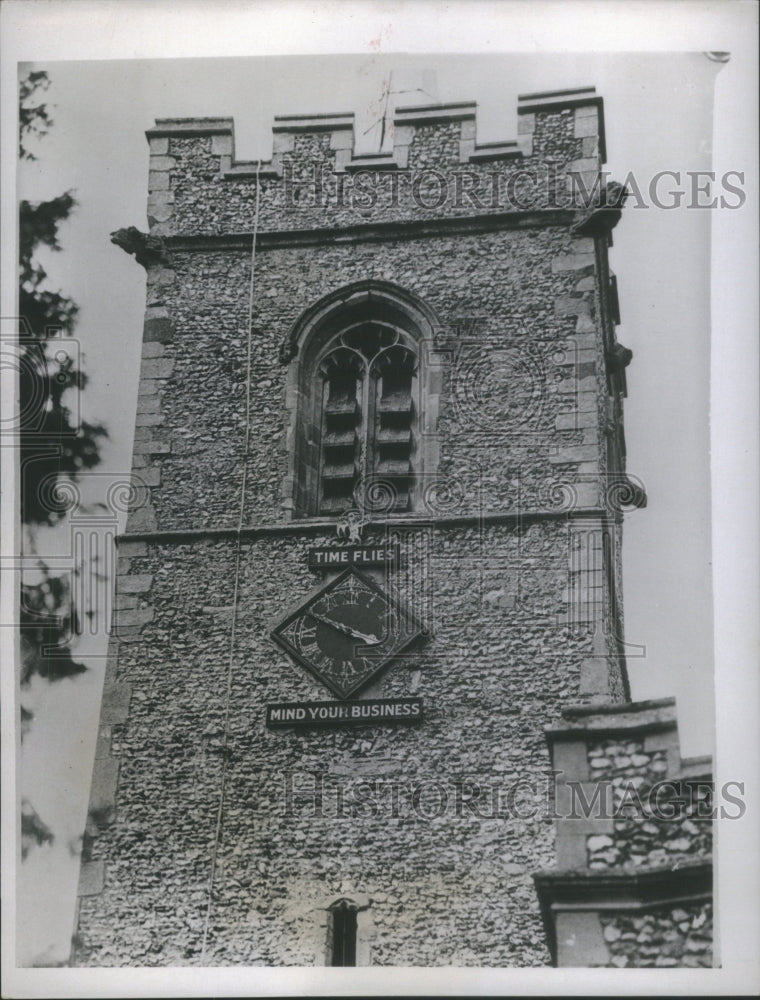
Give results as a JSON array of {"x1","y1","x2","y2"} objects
[{"x1": 143, "y1": 88, "x2": 608, "y2": 236}]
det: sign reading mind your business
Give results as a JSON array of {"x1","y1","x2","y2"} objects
[{"x1": 266, "y1": 697, "x2": 423, "y2": 729}]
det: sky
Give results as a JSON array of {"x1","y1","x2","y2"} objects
[{"x1": 2, "y1": 1, "x2": 758, "y2": 989}]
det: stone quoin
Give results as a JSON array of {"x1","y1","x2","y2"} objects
[{"x1": 74, "y1": 86, "x2": 713, "y2": 968}]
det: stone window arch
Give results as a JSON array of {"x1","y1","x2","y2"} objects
[{"x1": 282, "y1": 280, "x2": 442, "y2": 519}]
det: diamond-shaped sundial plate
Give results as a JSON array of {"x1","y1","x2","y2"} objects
[{"x1": 270, "y1": 566, "x2": 425, "y2": 699}]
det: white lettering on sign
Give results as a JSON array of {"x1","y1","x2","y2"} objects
[
  {"x1": 271, "y1": 707, "x2": 306, "y2": 721},
  {"x1": 308, "y1": 705, "x2": 351, "y2": 720},
  {"x1": 350, "y1": 702, "x2": 421, "y2": 718},
  {"x1": 308, "y1": 545, "x2": 399, "y2": 569},
  {"x1": 266, "y1": 698, "x2": 423, "y2": 728}
]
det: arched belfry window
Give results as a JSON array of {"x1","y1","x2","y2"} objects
[{"x1": 283, "y1": 281, "x2": 441, "y2": 519}]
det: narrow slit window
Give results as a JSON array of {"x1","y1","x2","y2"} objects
[{"x1": 330, "y1": 900, "x2": 357, "y2": 966}]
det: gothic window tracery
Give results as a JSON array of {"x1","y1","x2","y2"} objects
[
  {"x1": 316, "y1": 325, "x2": 417, "y2": 514},
  {"x1": 285, "y1": 281, "x2": 439, "y2": 519}
]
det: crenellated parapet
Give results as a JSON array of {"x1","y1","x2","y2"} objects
[
  {"x1": 109, "y1": 87, "x2": 634, "y2": 538},
  {"x1": 143, "y1": 88, "x2": 610, "y2": 236}
]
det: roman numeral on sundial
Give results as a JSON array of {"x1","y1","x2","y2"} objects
[{"x1": 280, "y1": 621, "x2": 300, "y2": 647}]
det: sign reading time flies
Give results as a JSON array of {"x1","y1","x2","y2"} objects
[{"x1": 308, "y1": 544, "x2": 400, "y2": 570}]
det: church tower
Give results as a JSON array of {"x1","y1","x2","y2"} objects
[{"x1": 74, "y1": 87, "x2": 713, "y2": 967}]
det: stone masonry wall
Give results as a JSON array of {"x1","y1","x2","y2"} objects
[
  {"x1": 586, "y1": 738, "x2": 712, "y2": 871},
  {"x1": 134, "y1": 227, "x2": 606, "y2": 533},
  {"x1": 600, "y1": 901, "x2": 713, "y2": 968},
  {"x1": 76, "y1": 521, "x2": 604, "y2": 966},
  {"x1": 536, "y1": 701, "x2": 713, "y2": 967},
  {"x1": 133, "y1": 95, "x2": 616, "y2": 540},
  {"x1": 146, "y1": 102, "x2": 598, "y2": 237}
]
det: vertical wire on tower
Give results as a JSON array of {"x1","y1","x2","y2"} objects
[{"x1": 200, "y1": 159, "x2": 261, "y2": 962}]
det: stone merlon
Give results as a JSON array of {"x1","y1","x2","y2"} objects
[
  {"x1": 142, "y1": 87, "x2": 606, "y2": 187},
  {"x1": 517, "y1": 86, "x2": 607, "y2": 162}
]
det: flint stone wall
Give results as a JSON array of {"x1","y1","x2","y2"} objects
[
  {"x1": 149, "y1": 107, "x2": 590, "y2": 237},
  {"x1": 134, "y1": 228, "x2": 606, "y2": 533},
  {"x1": 601, "y1": 902, "x2": 712, "y2": 968},
  {"x1": 585, "y1": 738, "x2": 713, "y2": 871},
  {"x1": 76, "y1": 520, "x2": 610, "y2": 966},
  {"x1": 536, "y1": 699, "x2": 713, "y2": 968}
]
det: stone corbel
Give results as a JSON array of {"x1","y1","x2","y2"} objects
[
  {"x1": 110, "y1": 226, "x2": 170, "y2": 268},
  {"x1": 605, "y1": 342, "x2": 633, "y2": 378},
  {"x1": 572, "y1": 181, "x2": 628, "y2": 238}
]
